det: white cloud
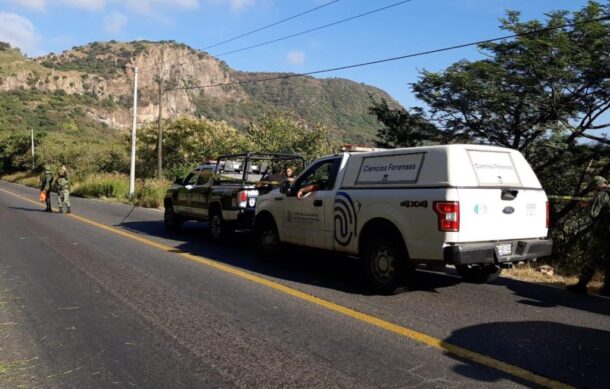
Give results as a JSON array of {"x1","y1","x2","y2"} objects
[
  {"x1": 124, "y1": 0, "x2": 199, "y2": 15},
  {"x1": 104, "y1": 11, "x2": 127, "y2": 33},
  {"x1": 210, "y1": 0, "x2": 254, "y2": 12},
  {"x1": 0, "y1": 12, "x2": 40, "y2": 55},
  {"x1": 58, "y1": 0, "x2": 106, "y2": 11},
  {"x1": 0, "y1": 0, "x2": 46, "y2": 11},
  {"x1": 2, "y1": 0, "x2": 201, "y2": 14},
  {"x1": 286, "y1": 50, "x2": 305, "y2": 66}
]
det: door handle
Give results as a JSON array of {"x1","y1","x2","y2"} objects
[
  {"x1": 313, "y1": 200, "x2": 323, "y2": 207},
  {"x1": 274, "y1": 197, "x2": 283, "y2": 201}
]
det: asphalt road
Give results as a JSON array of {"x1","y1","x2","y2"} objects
[{"x1": 0, "y1": 180, "x2": 609, "y2": 389}]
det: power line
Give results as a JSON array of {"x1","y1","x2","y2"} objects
[
  {"x1": 203, "y1": 0, "x2": 341, "y2": 51},
  {"x1": 214, "y1": 0, "x2": 413, "y2": 57},
  {"x1": 166, "y1": 15, "x2": 610, "y2": 92},
  {"x1": 138, "y1": 1, "x2": 341, "y2": 72}
]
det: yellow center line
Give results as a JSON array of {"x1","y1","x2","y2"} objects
[{"x1": 0, "y1": 186, "x2": 573, "y2": 389}]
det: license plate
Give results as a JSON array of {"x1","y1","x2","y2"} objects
[{"x1": 497, "y1": 243, "x2": 512, "y2": 256}]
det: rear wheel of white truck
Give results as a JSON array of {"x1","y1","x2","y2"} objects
[
  {"x1": 361, "y1": 233, "x2": 412, "y2": 295},
  {"x1": 456, "y1": 264, "x2": 502, "y2": 283}
]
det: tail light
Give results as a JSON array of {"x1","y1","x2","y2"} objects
[
  {"x1": 236, "y1": 190, "x2": 259, "y2": 208},
  {"x1": 546, "y1": 201, "x2": 550, "y2": 228},
  {"x1": 434, "y1": 201, "x2": 460, "y2": 232},
  {"x1": 237, "y1": 190, "x2": 248, "y2": 208}
]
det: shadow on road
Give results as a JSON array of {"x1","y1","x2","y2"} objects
[
  {"x1": 118, "y1": 220, "x2": 461, "y2": 296},
  {"x1": 494, "y1": 277, "x2": 610, "y2": 317},
  {"x1": 444, "y1": 320, "x2": 610, "y2": 388},
  {"x1": 118, "y1": 219, "x2": 610, "y2": 314},
  {"x1": 9, "y1": 206, "x2": 51, "y2": 213}
]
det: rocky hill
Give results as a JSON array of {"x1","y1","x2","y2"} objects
[{"x1": 0, "y1": 41, "x2": 401, "y2": 141}]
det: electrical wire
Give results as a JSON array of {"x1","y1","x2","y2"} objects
[
  {"x1": 138, "y1": 0, "x2": 341, "y2": 72},
  {"x1": 213, "y1": 0, "x2": 413, "y2": 57},
  {"x1": 166, "y1": 15, "x2": 610, "y2": 92},
  {"x1": 203, "y1": 0, "x2": 342, "y2": 51}
]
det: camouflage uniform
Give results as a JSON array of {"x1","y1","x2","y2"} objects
[
  {"x1": 39, "y1": 166, "x2": 53, "y2": 212},
  {"x1": 55, "y1": 170, "x2": 71, "y2": 214},
  {"x1": 567, "y1": 176, "x2": 610, "y2": 296}
]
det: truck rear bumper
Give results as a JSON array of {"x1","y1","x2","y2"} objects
[{"x1": 444, "y1": 239, "x2": 553, "y2": 266}]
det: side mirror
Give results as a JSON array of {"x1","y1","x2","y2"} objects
[
  {"x1": 174, "y1": 177, "x2": 183, "y2": 185},
  {"x1": 280, "y1": 180, "x2": 291, "y2": 194}
]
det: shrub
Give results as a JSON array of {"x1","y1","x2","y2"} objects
[
  {"x1": 72, "y1": 173, "x2": 129, "y2": 199},
  {"x1": 134, "y1": 178, "x2": 170, "y2": 208}
]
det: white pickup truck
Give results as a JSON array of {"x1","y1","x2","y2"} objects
[{"x1": 254, "y1": 144, "x2": 552, "y2": 294}]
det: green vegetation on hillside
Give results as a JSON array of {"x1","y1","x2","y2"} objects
[
  {"x1": 0, "y1": 46, "x2": 48, "y2": 77},
  {"x1": 0, "y1": 89, "x2": 118, "y2": 136},
  {"x1": 237, "y1": 74, "x2": 391, "y2": 141}
]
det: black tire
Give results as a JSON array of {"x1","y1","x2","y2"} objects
[
  {"x1": 361, "y1": 234, "x2": 411, "y2": 295},
  {"x1": 456, "y1": 264, "x2": 502, "y2": 283},
  {"x1": 164, "y1": 202, "x2": 183, "y2": 232},
  {"x1": 254, "y1": 216, "x2": 282, "y2": 260},
  {"x1": 209, "y1": 210, "x2": 229, "y2": 243}
]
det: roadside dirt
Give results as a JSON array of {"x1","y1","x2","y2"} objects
[{"x1": 502, "y1": 264, "x2": 606, "y2": 296}]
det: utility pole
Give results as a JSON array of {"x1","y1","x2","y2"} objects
[
  {"x1": 156, "y1": 77, "x2": 164, "y2": 179},
  {"x1": 30, "y1": 128, "x2": 35, "y2": 170},
  {"x1": 129, "y1": 66, "x2": 139, "y2": 197}
]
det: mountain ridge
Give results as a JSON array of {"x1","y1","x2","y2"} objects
[{"x1": 0, "y1": 40, "x2": 401, "y2": 141}]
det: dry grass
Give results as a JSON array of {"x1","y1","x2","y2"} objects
[
  {"x1": 503, "y1": 263, "x2": 605, "y2": 294},
  {"x1": 134, "y1": 178, "x2": 170, "y2": 208},
  {"x1": 2, "y1": 172, "x2": 168, "y2": 209},
  {"x1": 1, "y1": 172, "x2": 39, "y2": 188}
]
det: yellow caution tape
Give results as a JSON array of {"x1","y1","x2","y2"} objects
[{"x1": 547, "y1": 195, "x2": 591, "y2": 201}]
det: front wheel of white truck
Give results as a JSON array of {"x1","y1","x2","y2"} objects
[
  {"x1": 456, "y1": 264, "x2": 502, "y2": 283},
  {"x1": 254, "y1": 215, "x2": 282, "y2": 261}
]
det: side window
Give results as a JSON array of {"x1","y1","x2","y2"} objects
[
  {"x1": 296, "y1": 158, "x2": 341, "y2": 192},
  {"x1": 197, "y1": 169, "x2": 212, "y2": 185},
  {"x1": 185, "y1": 173, "x2": 199, "y2": 186}
]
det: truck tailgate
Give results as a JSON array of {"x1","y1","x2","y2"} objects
[{"x1": 457, "y1": 188, "x2": 548, "y2": 243}]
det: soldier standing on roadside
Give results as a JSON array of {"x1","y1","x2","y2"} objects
[
  {"x1": 567, "y1": 176, "x2": 610, "y2": 296},
  {"x1": 55, "y1": 166, "x2": 71, "y2": 214},
  {"x1": 39, "y1": 165, "x2": 53, "y2": 212}
]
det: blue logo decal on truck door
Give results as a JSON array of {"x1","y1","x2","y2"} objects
[{"x1": 334, "y1": 192, "x2": 358, "y2": 246}]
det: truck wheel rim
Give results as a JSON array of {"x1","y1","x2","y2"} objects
[
  {"x1": 261, "y1": 227, "x2": 278, "y2": 249},
  {"x1": 211, "y1": 216, "x2": 221, "y2": 239},
  {"x1": 371, "y1": 247, "x2": 394, "y2": 283}
]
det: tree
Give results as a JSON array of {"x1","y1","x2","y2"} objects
[
  {"x1": 411, "y1": 1, "x2": 610, "y2": 160},
  {"x1": 136, "y1": 117, "x2": 249, "y2": 178},
  {"x1": 369, "y1": 98, "x2": 440, "y2": 148},
  {"x1": 0, "y1": 132, "x2": 43, "y2": 171},
  {"x1": 246, "y1": 111, "x2": 338, "y2": 161},
  {"x1": 369, "y1": 2, "x2": 610, "y2": 272}
]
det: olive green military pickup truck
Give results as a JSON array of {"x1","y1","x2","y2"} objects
[{"x1": 164, "y1": 152, "x2": 303, "y2": 242}]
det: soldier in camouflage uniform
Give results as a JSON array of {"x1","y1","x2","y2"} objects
[
  {"x1": 39, "y1": 165, "x2": 53, "y2": 212},
  {"x1": 567, "y1": 176, "x2": 610, "y2": 296},
  {"x1": 54, "y1": 166, "x2": 71, "y2": 214}
]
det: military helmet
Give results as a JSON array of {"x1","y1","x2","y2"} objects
[{"x1": 592, "y1": 176, "x2": 608, "y2": 188}]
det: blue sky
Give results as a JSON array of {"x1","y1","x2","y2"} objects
[{"x1": 0, "y1": 0, "x2": 594, "y2": 107}]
